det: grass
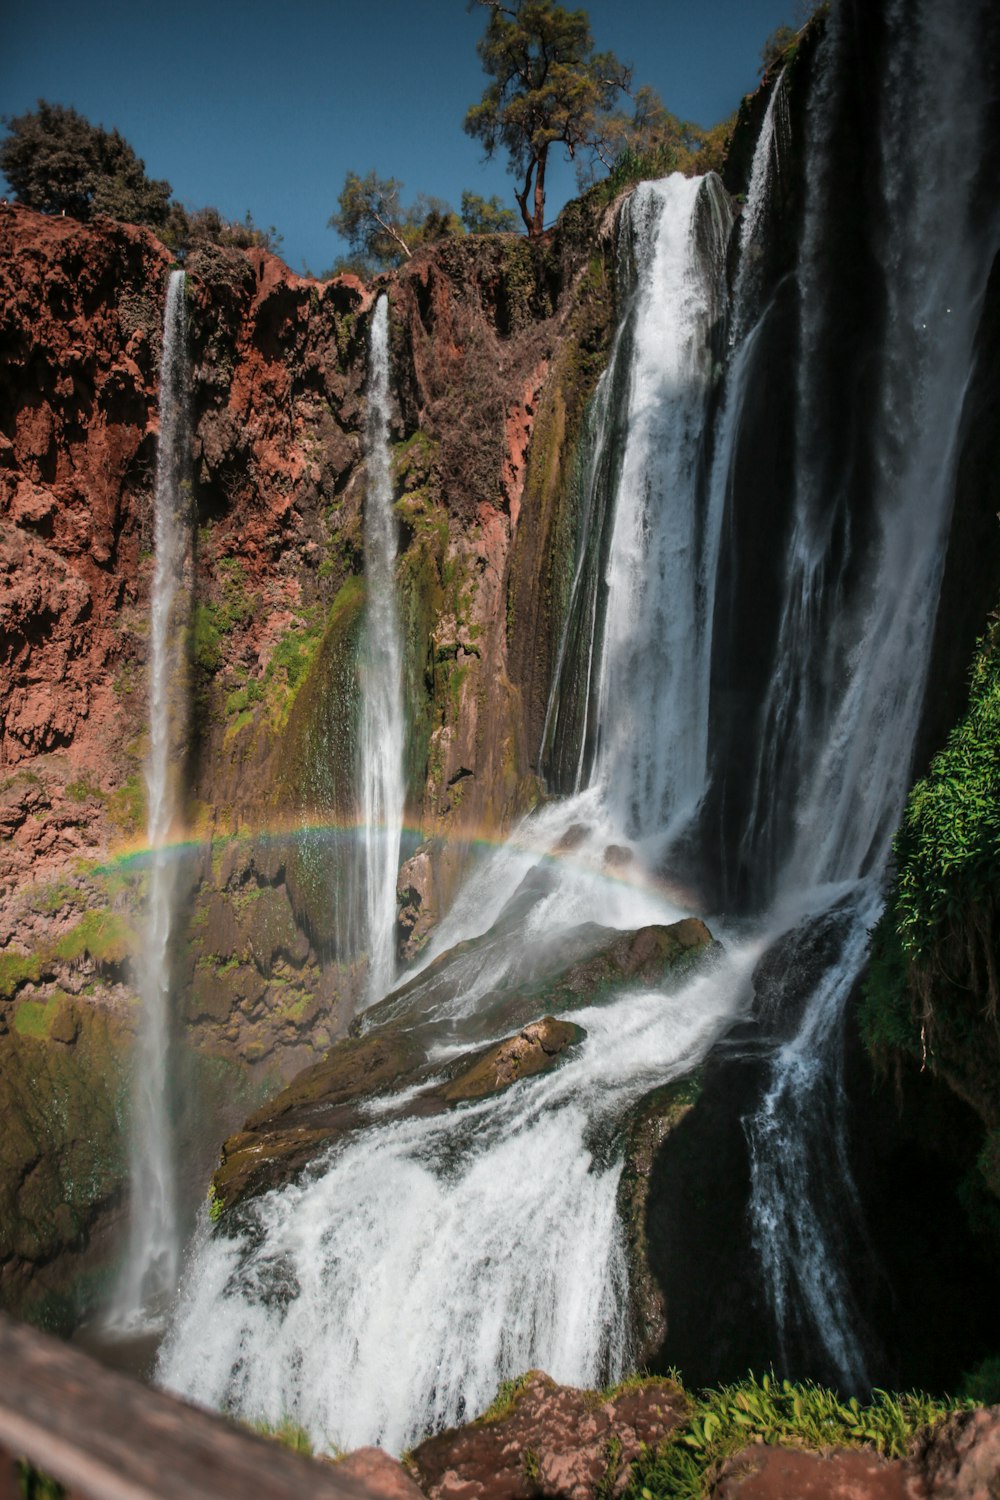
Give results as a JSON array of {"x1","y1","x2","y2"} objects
[
  {"x1": 626, "y1": 1373, "x2": 965, "y2": 1500},
  {"x1": 247, "y1": 1416, "x2": 315, "y2": 1456}
]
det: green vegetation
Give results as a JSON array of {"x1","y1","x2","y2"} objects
[
  {"x1": 0, "y1": 99, "x2": 170, "y2": 225},
  {"x1": 65, "y1": 775, "x2": 104, "y2": 803},
  {"x1": 461, "y1": 190, "x2": 517, "y2": 234},
  {"x1": 329, "y1": 172, "x2": 461, "y2": 273},
  {"x1": 760, "y1": 23, "x2": 800, "y2": 74},
  {"x1": 960, "y1": 1354, "x2": 1000, "y2": 1405},
  {"x1": 477, "y1": 1371, "x2": 536, "y2": 1424},
  {"x1": 0, "y1": 909, "x2": 132, "y2": 1002},
  {"x1": 249, "y1": 1417, "x2": 314, "y2": 1456},
  {"x1": 626, "y1": 1374, "x2": 964, "y2": 1500},
  {"x1": 16, "y1": 1460, "x2": 65, "y2": 1500},
  {"x1": 13, "y1": 996, "x2": 64, "y2": 1040},
  {"x1": 893, "y1": 620, "x2": 1000, "y2": 991},
  {"x1": 0, "y1": 101, "x2": 283, "y2": 249},
  {"x1": 864, "y1": 615, "x2": 1000, "y2": 1055},
  {"x1": 464, "y1": 0, "x2": 631, "y2": 237},
  {"x1": 107, "y1": 771, "x2": 145, "y2": 836}
]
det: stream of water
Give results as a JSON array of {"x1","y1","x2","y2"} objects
[
  {"x1": 159, "y1": 0, "x2": 1000, "y2": 1447},
  {"x1": 358, "y1": 294, "x2": 406, "y2": 1005},
  {"x1": 111, "y1": 268, "x2": 190, "y2": 1333}
]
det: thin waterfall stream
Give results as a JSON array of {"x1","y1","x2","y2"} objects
[
  {"x1": 359, "y1": 293, "x2": 405, "y2": 1005},
  {"x1": 111, "y1": 268, "x2": 190, "y2": 1333},
  {"x1": 158, "y1": 0, "x2": 1000, "y2": 1449}
]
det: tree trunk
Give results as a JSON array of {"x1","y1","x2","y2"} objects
[
  {"x1": 515, "y1": 162, "x2": 535, "y2": 235},
  {"x1": 531, "y1": 148, "x2": 547, "y2": 238}
]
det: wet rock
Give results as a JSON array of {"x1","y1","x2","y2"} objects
[
  {"x1": 397, "y1": 844, "x2": 440, "y2": 963},
  {"x1": 211, "y1": 1027, "x2": 424, "y2": 1215},
  {"x1": 408, "y1": 1371, "x2": 687, "y2": 1500},
  {"x1": 441, "y1": 1017, "x2": 582, "y2": 1102}
]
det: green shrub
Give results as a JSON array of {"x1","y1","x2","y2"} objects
[
  {"x1": 960, "y1": 1355, "x2": 1000, "y2": 1405},
  {"x1": 628, "y1": 1374, "x2": 963, "y2": 1500}
]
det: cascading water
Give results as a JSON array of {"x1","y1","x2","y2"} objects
[
  {"x1": 111, "y1": 269, "x2": 190, "y2": 1332},
  {"x1": 358, "y1": 294, "x2": 405, "y2": 1004},
  {"x1": 740, "y1": 0, "x2": 1000, "y2": 1389},
  {"x1": 159, "y1": 175, "x2": 743, "y2": 1448},
  {"x1": 160, "y1": 0, "x2": 999, "y2": 1440}
]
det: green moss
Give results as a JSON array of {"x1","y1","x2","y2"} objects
[
  {"x1": 65, "y1": 776, "x2": 104, "y2": 803},
  {"x1": 13, "y1": 997, "x2": 63, "y2": 1039},
  {"x1": 26, "y1": 881, "x2": 86, "y2": 917},
  {"x1": 107, "y1": 771, "x2": 145, "y2": 836},
  {"x1": 0, "y1": 951, "x2": 43, "y2": 1000},
  {"x1": 52, "y1": 910, "x2": 131, "y2": 967},
  {"x1": 191, "y1": 601, "x2": 223, "y2": 674}
]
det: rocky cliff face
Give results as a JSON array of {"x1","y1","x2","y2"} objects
[{"x1": 0, "y1": 188, "x2": 619, "y2": 1322}]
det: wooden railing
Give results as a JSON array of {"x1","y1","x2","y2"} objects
[{"x1": 0, "y1": 1312, "x2": 371, "y2": 1499}]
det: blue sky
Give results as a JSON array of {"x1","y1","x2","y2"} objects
[{"x1": 3, "y1": 0, "x2": 795, "y2": 275}]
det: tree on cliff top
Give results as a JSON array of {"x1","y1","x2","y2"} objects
[
  {"x1": 329, "y1": 171, "x2": 461, "y2": 273},
  {"x1": 464, "y1": 0, "x2": 632, "y2": 238},
  {"x1": 0, "y1": 100, "x2": 171, "y2": 226}
]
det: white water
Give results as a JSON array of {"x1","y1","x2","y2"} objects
[
  {"x1": 159, "y1": 946, "x2": 754, "y2": 1454},
  {"x1": 162, "y1": 0, "x2": 999, "y2": 1428},
  {"x1": 359, "y1": 295, "x2": 406, "y2": 1005},
  {"x1": 744, "y1": 0, "x2": 999, "y2": 1387},
  {"x1": 111, "y1": 269, "x2": 190, "y2": 1332},
  {"x1": 160, "y1": 175, "x2": 742, "y2": 1445}
]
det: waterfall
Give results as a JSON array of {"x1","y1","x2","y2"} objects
[
  {"x1": 111, "y1": 269, "x2": 190, "y2": 1332},
  {"x1": 742, "y1": 0, "x2": 1000, "y2": 1386},
  {"x1": 160, "y1": 0, "x2": 999, "y2": 1436},
  {"x1": 159, "y1": 176, "x2": 744, "y2": 1448},
  {"x1": 358, "y1": 294, "x2": 405, "y2": 1004}
]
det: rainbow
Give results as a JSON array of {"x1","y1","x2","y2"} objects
[{"x1": 92, "y1": 816, "x2": 703, "y2": 911}]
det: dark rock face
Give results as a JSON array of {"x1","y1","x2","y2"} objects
[{"x1": 408, "y1": 1372, "x2": 687, "y2": 1500}]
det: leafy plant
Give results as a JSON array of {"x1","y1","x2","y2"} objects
[
  {"x1": 0, "y1": 99, "x2": 171, "y2": 225},
  {"x1": 464, "y1": 0, "x2": 631, "y2": 236},
  {"x1": 627, "y1": 1374, "x2": 964, "y2": 1500}
]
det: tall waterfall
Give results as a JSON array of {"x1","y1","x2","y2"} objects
[
  {"x1": 160, "y1": 0, "x2": 1000, "y2": 1442},
  {"x1": 739, "y1": 0, "x2": 999, "y2": 1389},
  {"x1": 112, "y1": 269, "x2": 190, "y2": 1331},
  {"x1": 358, "y1": 294, "x2": 405, "y2": 1004},
  {"x1": 159, "y1": 177, "x2": 743, "y2": 1450}
]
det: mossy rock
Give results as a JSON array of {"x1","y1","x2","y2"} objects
[
  {"x1": 618, "y1": 1072, "x2": 704, "y2": 1366},
  {"x1": 210, "y1": 1026, "x2": 424, "y2": 1215},
  {"x1": 0, "y1": 998, "x2": 132, "y2": 1325},
  {"x1": 271, "y1": 576, "x2": 367, "y2": 954}
]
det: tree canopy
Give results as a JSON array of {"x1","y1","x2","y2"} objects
[
  {"x1": 328, "y1": 171, "x2": 463, "y2": 274},
  {"x1": 0, "y1": 100, "x2": 171, "y2": 226},
  {"x1": 460, "y1": 191, "x2": 517, "y2": 234},
  {"x1": 463, "y1": 0, "x2": 632, "y2": 237}
]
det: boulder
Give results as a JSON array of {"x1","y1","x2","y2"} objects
[{"x1": 408, "y1": 1372, "x2": 687, "y2": 1500}]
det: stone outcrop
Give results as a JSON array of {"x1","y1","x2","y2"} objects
[
  {"x1": 711, "y1": 1406, "x2": 1000, "y2": 1499},
  {"x1": 210, "y1": 913, "x2": 714, "y2": 1217},
  {"x1": 407, "y1": 1372, "x2": 687, "y2": 1500}
]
